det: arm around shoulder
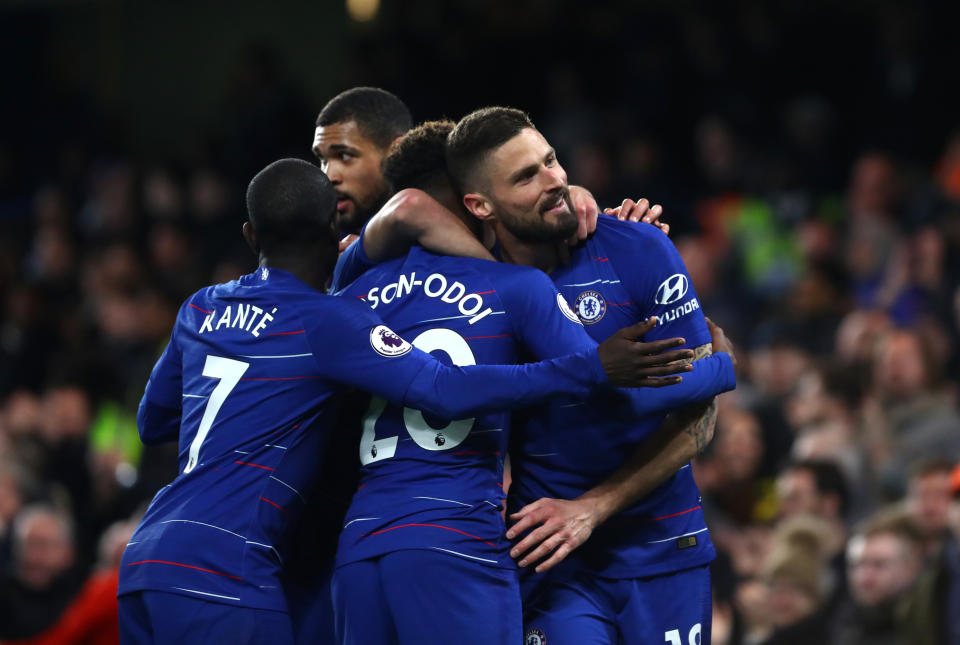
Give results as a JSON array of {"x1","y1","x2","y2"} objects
[{"x1": 363, "y1": 188, "x2": 493, "y2": 263}]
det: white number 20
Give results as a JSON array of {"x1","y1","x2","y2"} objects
[
  {"x1": 665, "y1": 624, "x2": 701, "y2": 645},
  {"x1": 184, "y1": 355, "x2": 249, "y2": 473},
  {"x1": 360, "y1": 328, "x2": 476, "y2": 466}
]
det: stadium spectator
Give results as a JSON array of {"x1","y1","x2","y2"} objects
[
  {"x1": 698, "y1": 408, "x2": 770, "y2": 531},
  {"x1": 0, "y1": 505, "x2": 84, "y2": 640},
  {"x1": 2, "y1": 519, "x2": 133, "y2": 645},
  {"x1": 867, "y1": 328, "x2": 960, "y2": 496},
  {"x1": 905, "y1": 458, "x2": 955, "y2": 557},
  {"x1": 777, "y1": 460, "x2": 849, "y2": 523},
  {"x1": 756, "y1": 515, "x2": 834, "y2": 644},
  {"x1": 890, "y1": 463, "x2": 960, "y2": 645},
  {"x1": 0, "y1": 461, "x2": 36, "y2": 570},
  {"x1": 775, "y1": 460, "x2": 850, "y2": 591},
  {"x1": 830, "y1": 508, "x2": 927, "y2": 645}
]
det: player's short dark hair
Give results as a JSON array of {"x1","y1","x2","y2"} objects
[
  {"x1": 246, "y1": 158, "x2": 336, "y2": 249},
  {"x1": 316, "y1": 87, "x2": 412, "y2": 150},
  {"x1": 382, "y1": 120, "x2": 455, "y2": 192},
  {"x1": 787, "y1": 459, "x2": 850, "y2": 518},
  {"x1": 446, "y1": 107, "x2": 534, "y2": 193}
]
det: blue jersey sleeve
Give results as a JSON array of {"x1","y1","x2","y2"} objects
[
  {"x1": 330, "y1": 224, "x2": 376, "y2": 293},
  {"x1": 615, "y1": 223, "x2": 711, "y2": 348},
  {"x1": 616, "y1": 352, "x2": 735, "y2": 418},
  {"x1": 137, "y1": 302, "x2": 187, "y2": 444},
  {"x1": 496, "y1": 266, "x2": 598, "y2": 359},
  {"x1": 136, "y1": 398, "x2": 181, "y2": 446},
  {"x1": 493, "y1": 262, "x2": 735, "y2": 414},
  {"x1": 600, "y1": 220, "x2": 731, "y2": 415},
  {"x1": 300, "y1": 298, "x2": 607, "y2": 419}
]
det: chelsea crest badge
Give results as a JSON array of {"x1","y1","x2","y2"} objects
[{"x1": 575, "y1": 290, "x2": 606, "y2": 324}]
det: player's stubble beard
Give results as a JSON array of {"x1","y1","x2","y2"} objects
[
  {"x1": 499, "y1": 187, "x2": 578, "y2": 243},
  {"x1": 335, "y1": 186, "x2": 390, "y2": 236}
]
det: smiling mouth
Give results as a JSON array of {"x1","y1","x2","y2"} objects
[{"x1": 541, "y1": 192, "x2": 567, "y2": 215}]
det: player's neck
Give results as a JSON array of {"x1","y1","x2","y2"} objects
[
  {"x1": 258, "y1": 253, "x2": 331, "y2": 291},
  {"x1": 457, "y1": 210, "x2": 484, "y2": 241},
  {"x1": 495, "y1": 225, "x2": 566, "y2": 274}
]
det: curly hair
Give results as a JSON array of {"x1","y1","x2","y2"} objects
[{"x1": 381, "y1": 120, "x2": 455, "y2": 192}]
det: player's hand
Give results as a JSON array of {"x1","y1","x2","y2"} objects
[
  {"x1": 566, "y1": 185, "x2": 599, "y2": 245},
  {"x1": 338, "y1": 234, "x2": 359, "y2": 257},
  {"x1": 507, "y1": 497, "x2": 599, "y2": 573},
  {"x1": 597, "y1": 317, "x2": 693, "y2": 387},
  {"x1": 706, "y1": 317, "x2": 736, "y2": 367},
  {"x1": 603, "y1": 198, "x2": 669, "y2": 235}
]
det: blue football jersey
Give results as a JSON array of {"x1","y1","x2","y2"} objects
[
  {"x1": 509, "y1": 217, "x2": 733, "y2": 578},
  {"x1": 118, "y1": 267, "x2": 610, "y2": 610},
  {"x1": 330, "y1": 224, "x2": 376, "y2": 293},
  {"x1": 334, "y1": 247, "x2": 600, "y2": 568}
]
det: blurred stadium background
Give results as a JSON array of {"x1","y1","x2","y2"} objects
[{"x1": 2, "y1": 1, "x2": 960, "y2": 643}]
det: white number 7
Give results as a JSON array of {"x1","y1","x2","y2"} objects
[{"x1": 184, "y1": 355, "x2": 249, "y2": 473}]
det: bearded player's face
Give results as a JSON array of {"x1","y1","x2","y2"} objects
[
  {"x1": 482, "y1": 128, "x2": 577, "y2": 243},
  {"x1": 312, "y1": 120, "x2": 391, "y2": 235}
]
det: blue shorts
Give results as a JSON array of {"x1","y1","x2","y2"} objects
[
  {"x1": 286, "y1": 568, "x2": 336, "y2": 644},
  {"x1": 332, "y1": 550, "x2": 522, "y2": 644},
  {"x1": 118, "y1": 590, "x2": 294, "y2": 644},
  {"x1": 522, "y1": 563, "x2": 711, "y2": 645}
]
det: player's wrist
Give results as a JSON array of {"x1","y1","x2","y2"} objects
[
  {"x1": 575, "y1": 489, "x2": 617, "y2": 527},
  {"x1": 584, "y1": 347, "x2": 610, "y2": 387},
  {"x1": 712, "y1": 351, "x2": 736, "y2": 390}
]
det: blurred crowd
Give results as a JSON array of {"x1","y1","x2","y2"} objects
[
  {"x1": 2, "y1": 1, "x2": 960, "y2": 644},
  {"x1": 675, "y1": 132, "x2": 960, "y2": 643}
]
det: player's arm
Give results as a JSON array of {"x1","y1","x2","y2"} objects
[
  {"x1": 508, "y1": 320, "x2": 734, "y2": 571},
  {"x1": 304, "y1": 300, "x2": 694, "y2": 420},
  {"x1": 499, "y1": 266, "x2": 734, "y2": 414},
  {"x1": 330, "y1": 189, "x2": 492, "y2": 291},
  {"x1": 400, "y1": 322, "x2": 687, "y2": 420},
  {"x1": 136, "y1": 312, "x2": 185, "y2": 445},
  {"x1": 363, "y1": 188, "x2": 493, "y2": 262},
  {"x1": 610, "y1": 346, "x2": 733, "y2": 417}
]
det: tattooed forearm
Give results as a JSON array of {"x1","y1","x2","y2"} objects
[
  {"x1": 684, "y1": 397, "x2": 718, "y2": 453},
  {"x1": 572, "y1": 339, "x2": 722, "y2": 522},
  {"x1": 692, "y1": 342, "x2": 713, "y2": 361},
  {"x1": 676, "y1": 341, "x2": 718, "y2": 453}
]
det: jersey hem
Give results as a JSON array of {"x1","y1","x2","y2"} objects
[
  {"x1": 577, "y1": 545, "x2": 716, "y2": 580},
  {"x1": 334, "y1": 545, "x2": 517, "y2": 571}
]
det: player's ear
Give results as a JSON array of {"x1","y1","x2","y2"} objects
[
  {"x1": 242, "y1": 221, "x2": 260, "y2": 255},
  {"x1": 463, "y1": 192, "x2": 493, "y2": 222}
]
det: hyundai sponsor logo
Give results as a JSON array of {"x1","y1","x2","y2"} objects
[{"x1": 655, "y1": 274, "x2": 689, "y2": 305}]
